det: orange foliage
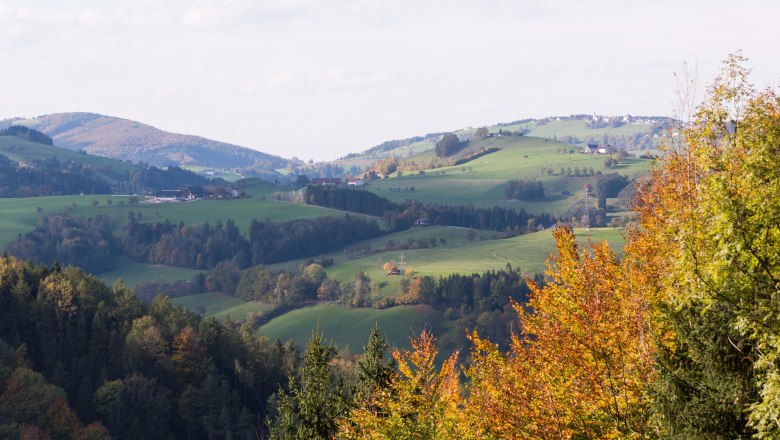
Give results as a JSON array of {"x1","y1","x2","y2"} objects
[{"x1": 466, "y1": 227, "x2": 655, "y2": 439}]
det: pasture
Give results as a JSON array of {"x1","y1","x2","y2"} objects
[
  {"x1": 0, "y1": 135, "x2": 136, "y2": 181},
  {"x1": 269, "y1": 226, "x2": 624, "y2": 298},
  {"x1": 323, "y1": 227, "x2": 624, "y2": 285},
  {"x1": 257, "y1": 303, "x2": 452, "y2": 353},
  {"x1": 0, "y1": 195, "x2": 377, "y2": 251},
  {"x1": 171, "y1": 292, "x2": 273, "y2": 321},
  {"x1": 98, "y1": 256, "x2": 202, "y2": 287},
  {"x1": 367, "y1": 135, "x2": 651, "y2": 213}
]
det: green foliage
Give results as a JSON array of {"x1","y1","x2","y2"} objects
[
  {"x1": 594, "y1": 172, "x2": 629, "y2": 198},
  {"x1": 435, "y1": 133, "x2": 463, "y2": 157},
  {"x1": 642, "y1": 53, "x2": 780, "y2": 438},
  {"x1": 0, "y1": 255, "x2": 296, "y2": 440},
  {"x1": 504, "y1": 178, "x2": 545, "y2": 201},
  {"x1": 267, "y1": 329, "x2": 349, "y2": 439},
  {"x1": 6, "y1": 213, "x2": 116, "y2": 273},
  {"x1": 355, "y1": 326, "x2": 395, "y2": 400},
  {"x1": 0, "y1": 125, "x2": 53, "y2": 145}
]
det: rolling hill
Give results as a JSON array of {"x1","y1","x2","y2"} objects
[
  {"x1": 333, "y1": 114, "x2": 673, "y2": 166},
  {"x1": 1, "y1": 112, "x2": 292, "y2": 172},
  {"x1": 0, "y1": 132, "x2": 136, "y2": 182},
  {"x1": 0, "y1": 110, "x2": 657, "y2": 357}
]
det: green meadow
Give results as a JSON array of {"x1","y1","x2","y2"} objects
[
  {"x1": 258, "y1": 303, "x2": 452, "y2": 353},
  {"x1": 322, "y1": 227, "x2": 624, "y2": 288},
  {"x1": 171, "y1": 292, "x2": 273, "y2": 322},
  {"x1": 0, "y1": 135, "x2": 136, "y2": 181},
  {"x1": 0, "y1": 195, "x2": 376, "y2": 250},
  {"x1": 0, "y1": 129, "x2": 642, "y2": 358},
  {"x1": 367, "y1": 136, "x2": 651, "y2": 214},
  {"x1": 525, "y1": 119, "x2": 657, "y2": 138},
  {"x1": 266, "y1": 225, "x2": 623, "y2": 302},
  {"x1": 181, "y1": 165, "x2": 244, "y2": 182},
  {"x1": 98, "y1": 256, "x2": 203, "y2": 288}
]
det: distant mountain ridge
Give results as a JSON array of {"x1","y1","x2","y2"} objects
[{"x1": 0, "y1": 112, "x2": 291, "y2": 171}]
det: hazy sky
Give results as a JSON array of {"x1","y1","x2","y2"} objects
[{"x1": 1, "y1": 0, "x2": 778, "y2": 161}]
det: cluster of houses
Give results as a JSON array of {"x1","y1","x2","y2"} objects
[
  {"x1": 309, "y1": 177, "x2": 366, "y2": 187},
  {"x1": 155, "y1": 186, "x2": 239, "y2": 202},
  {"x1": 583, "y1": 144, "x2": 615, "y2": 154}
]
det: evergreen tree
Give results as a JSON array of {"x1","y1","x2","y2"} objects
[
  {"x1": 267, "y1": 329, "x2": 349, "y2": 439},
  {"x1": 355, "y1": 326, "x2": 395, "y2": 400}
]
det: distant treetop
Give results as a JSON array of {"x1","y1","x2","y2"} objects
[{"x1": 0, "y1": 125, "x2": 53, "y2": 145}]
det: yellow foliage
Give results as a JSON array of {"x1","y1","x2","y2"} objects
[
  {"x1": 339, "y1": 330, "x2": 469, "y2": 440},
  {"x1": 465, "y1": 227, "x2": 655, "y2": 439}
]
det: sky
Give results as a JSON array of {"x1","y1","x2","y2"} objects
[{"x1": 1, "y1": 0, "x2": 779, "y2": 161}]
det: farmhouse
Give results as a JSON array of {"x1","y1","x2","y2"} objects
[
  {"x1": 203, "y1": 186, "x2": 237, "y2": 199},
  {"x1": 157, "y1": 189, "x2": 184, "y2": 201},
  {"x1": 186, "y1": 186, "x2": 205, "y2": 199},
  {"x1": 414, "y1": 217, "x2": 431, "y2": 226},
  {"x1": 584, "y1": 144, "x2": 614, "y2": 154},
  {"x1": 585, "y1": 144, "x2": 600, "y2": 154},
  {"x1": 387, "y1": 266, "x2": 404, "y2": 276},
  {"x1": 311, "y1": 178, "x2": 342, "y2": 186},
  {"x1": 347, "y1": 178, "x2": 366, "y2": 186}
]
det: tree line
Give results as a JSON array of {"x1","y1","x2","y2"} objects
[
  {"x1": 0, "y1": 125, "x2": 53, "y2": 145},
  {"x1": 304, "y1": 185, "x2": 553, "y2": 232},
  {"x1": 121, "y1": 215, "x2": 252, "y2": 269},
  {"x1": 0, "y1": 154, "x2": 112, "y2": 197},
  {"x1": 504, "y1": 178, "x2": 546, "y2": 201},
  {"x1": 8, "y1": 212, "x2": 384, "y2": 274}
]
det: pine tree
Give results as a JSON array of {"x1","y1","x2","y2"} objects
[
  {"x1": 267, "y1": 329, "x2": 348, "y2": 439},
  {"x1": 355, "y1": 326, "x2": 395, "y2": 397}
]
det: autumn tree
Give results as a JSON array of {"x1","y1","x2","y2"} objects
[
  {"x1": 466, "y1": 227, "x2": 655, "y2": 439},
  {"x1": 634, "y1": 53, "x2": 780, "y2": 438},
  {"x1": 339, "y1": 330, "x2": 467, "y2": 439}
]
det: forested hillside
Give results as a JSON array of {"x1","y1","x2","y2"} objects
[
  {"x1": 0, "y1": 257, "x2": 295, "y2": 439},
  {"x1": 0, "y1": 127, "x2": 225, "y2": 196}
]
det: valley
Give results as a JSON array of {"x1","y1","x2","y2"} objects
[{"x1": 0, "y1": 119, "x2": 643, "y2": 353}]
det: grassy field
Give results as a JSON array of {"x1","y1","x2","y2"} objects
[
  {"x1": 323, "y1": 227, "x2": 623, "y2": 286},
  {"x1": 233, "y1": 178, "x2": 284, "y2": 198},
  {"x1": 525, "y1": 119, "x2": 656, "y2": 138},
  {"x1": 366, "y1": 136, "x2": 651, "y2": 214},
  {"x1": 258, "y1": 303, "x2": 452, "y2": 353},
  {"x1": 0, "y1": 194, "x2": 382, "y2": 288},
  {"x1": 487, "y1": 119, "x2": 657, "y2": 139},
  {"x1": 0, "y1": 195, "x2": 377, "y2": 250},
  {"x1": 171, "y1": 292, "x2": 273, "y2": 321},
  {"x1": 269, "y1": 225, "x2": 624, "y2": 298},
  {"x1": 268, "y1": 225, "x2": 497, "y2": 271},
  {"x1": 98, "y1": 256, "x2": 203, "y2": 287},
  {"x1": 268, "y1": 225, "x2": 500, "y2": 297},
  {"x1": 182, "y1": 165, "x2": 244, "y2": 182},
  {"x1": 0, "y1": 136, "x2": 136, "y2": 181}
]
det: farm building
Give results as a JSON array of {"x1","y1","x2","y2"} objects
[
  {"x1": 414, "y1": 217, "x2": 431, "y2": 226},
  {"x1": 311, "y1": 178, "x2": 342, "y2": 186}
]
